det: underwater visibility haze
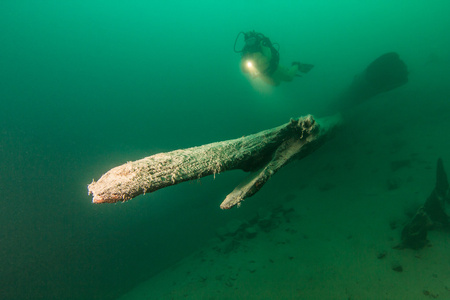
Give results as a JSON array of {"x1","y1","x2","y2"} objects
[{"x1": 1, "y1": 1, "x2": 450, "y2": 299}]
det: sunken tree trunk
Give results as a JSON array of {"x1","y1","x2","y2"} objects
[{"x1": 88, "y1": 114, "x2": 342, "y2": 209}]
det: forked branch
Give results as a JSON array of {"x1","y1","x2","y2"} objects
[{"x1": 88, "y1": 114, "x2": 342, "y2": 208}]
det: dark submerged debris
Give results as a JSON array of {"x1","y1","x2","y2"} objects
[
  {"x1": 387, "y1": 178, "x2": 401, "y2": 191},
  {"x1": 391, "y1": 261, "x2": 403, "y2": 272},
  {"x1": 213, "y1": 204, "x2": 296, "y2": 254},
  {"x1": 396, "y1": 158, "x2": 450, "y2": 250},
  {"x1": 423, "y1": 290, "x2": 439, "y2": 298},
  {"x1": 390, "y1": 159, "x2": 412, "y2": 172},
  {"x1": 377, "y1": 250, "x2": 387, "y2": 259}
]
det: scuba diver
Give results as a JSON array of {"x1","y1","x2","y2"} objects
[{"x1": 234, "y1": 30, "x2": 314, "y2": 86}]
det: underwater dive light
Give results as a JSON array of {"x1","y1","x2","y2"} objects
[{"x1": 245, "y1": 59, "x2": 259, "y2": 77}]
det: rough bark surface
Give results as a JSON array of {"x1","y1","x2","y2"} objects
[{"x1": 88, "y1": 114, "x2": 342, "y2": 208}]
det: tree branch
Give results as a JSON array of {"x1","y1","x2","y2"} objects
[{"x1": 88, "y1": 114, "x2": 342, "y2": 208}]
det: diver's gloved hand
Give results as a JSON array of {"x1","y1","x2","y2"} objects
[{"x1": 292, "y1": 62, "x2": 314, "y2": 74}]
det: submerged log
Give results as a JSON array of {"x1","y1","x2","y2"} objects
[{"x1": 88, "y1": 114, "x2": 342, "y2": 208}]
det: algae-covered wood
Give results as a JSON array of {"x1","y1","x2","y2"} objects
[{"x1": 88, "y1": 114, "x2": 341, "y2": 208}]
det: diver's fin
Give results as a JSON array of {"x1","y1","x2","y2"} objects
[
  {"x1": 298, "y1": 63, "x2": 314, "y2": 73},
  {"x1": 292, "y1": 62, "x2": 314, "y2": 73}
]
